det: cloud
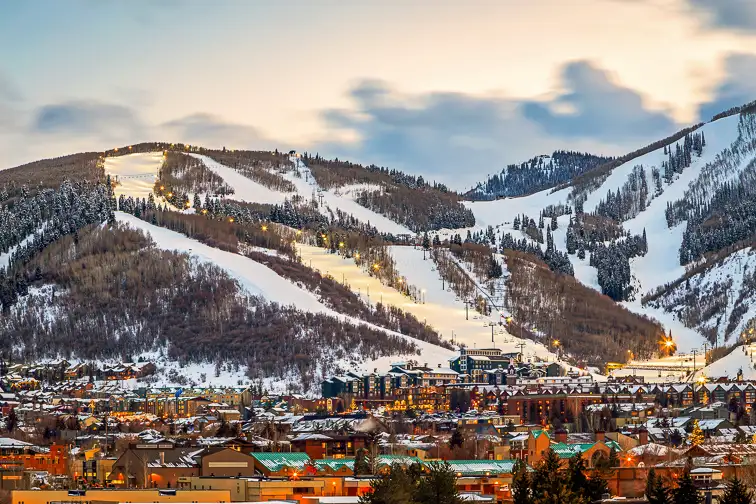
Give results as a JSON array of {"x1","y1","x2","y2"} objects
[
  {"x1": 687, "y1": 0, "x2": 756, "y2": 32},
  {"x1": 160, "y1": 114, "x2": 280, "y2": 151},
  {"x1": 31, "y1": 101, "x2": 141, "y2": 138},
  {"x1": 318, "y1": 61, "x2": 678, "y2": 188},
  {"x1": 698, "y1": 53, "x2": 756, "y2": 120},
  {"x1": 522, "y1": 61, "x2": 676, "y2": 140}
]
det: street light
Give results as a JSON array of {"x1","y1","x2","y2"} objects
[{"x1": 261, "y1": 225, "x2": 268, "y2": 232}]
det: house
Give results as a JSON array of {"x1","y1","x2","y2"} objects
[
  {"x1": 200, "y1": 447, "x2": 257, "y2": 477},
  {"x1": 109, "y1": 443, "x2": 202, "y2": 488}
]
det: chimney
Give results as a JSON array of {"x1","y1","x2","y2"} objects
[
  {"x1": 374, "y1": 368, "x2": 377, "y2": 373},
  {"x1": 159, "y1": 452, "x2": 165, "y2": 465},
  {"x1": 424, "y1": 363, "x2": 428, "y2": 368},
  {"x1": 438, "y1": 363, "x2": 441, "y2": 368},
  {"x1": 638, "y1": 426, "x2": 648, "y2": 446},
  {"x1": 594, "y1": 430, "x2": 605, "y2": 443},
  {"x1": 554, "y1": 428, "x2": 568, "y2": 443}
]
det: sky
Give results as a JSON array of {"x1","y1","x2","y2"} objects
[{"x1": 1, "y1": 0, "x2": 755, "y2": 189}]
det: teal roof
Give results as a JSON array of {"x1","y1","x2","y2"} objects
[
  {"x1": 252, "y1": 452, "x2": 311, "y2": 472},
  {"x1": 446, "y1": 460, "x2": 517, "y2": 476},
  {"x1": 314, "y1": 459, "x2": 354, "y2": 471},
  {"x1": 551, "y1": 442, "x2": 596, "y2": 459},
  {"x1": 531, "y1": 429, "x2": 550, "y2": 439},
  {"x1": 376, "y1": 455, "x2": 423, "y2": 466},
  {"x1": 605, "y1": 440, "x2": 622, "y2": 452}
]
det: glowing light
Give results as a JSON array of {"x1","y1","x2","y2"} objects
[
  {"x1": 261, "y1": 225, "x2": 268, "y2": 232},
  {"x1": 665, "y1": 340, "x2": 674, "y2": 348},
  {"x1": 201, "y1": 209, "x2": 208, "y2": 215},
  {"x1": 373, "y1": 263, "x2": 380, "y2": 270},
  {"x1": 167, "y1": 192, "x2": 173, "y2": 198},
  {"x1": 355, "y1": 252, "x2": 360, "y2": 260},
  {"x1": 339, "y1": 242, "x2": 344, "y2": 248},
  {"x1": 229, "y1": 217, "x2": 235, "y2": 223},
  {"x1": 185, "y1": 201, "x2": 191, "y2": 208},
  {"x1": 553, "y1": 339, "x2": 560, "y2": 347},
  {"x1": 114, "y1": 147, "x2": 119, "y2": 152},
  {"x1": 160, "y1": 186, "x2": 165, "y2": 191},
  {"x1": 296, "y1": 230, "x2": 302, "y2": 235},
  {"x1": 128, "y1": 145, "x2": 132, "y2": 150},
  {"x1": 697, "y1": 375, "x2": 707, "y2": 385}
]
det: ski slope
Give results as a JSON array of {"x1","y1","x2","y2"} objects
[
  {"x1": 189, "y1": 154, "x2": 290, "y2": 205},
  {"x1": 443, "y1": 115, "x2": 751, "y2": 354},
  {"x1": 115, "y1": 212, "x2": 455, "y2": 374},
  {"x1": 283, "y1": 157, "x2": 413, "y2": 235},
  {"x1": 104, "y1": 152, "x2": 163, "y2": 200},
  {"x1": 296, "y1": 243, "x2": 564, "y2": 364},
  {"x1": 695, "y1": 344, "x2": 756, "y2": 380},
  {"x1": 648, "y1": 248, "x2": 756, "y2": 348}
]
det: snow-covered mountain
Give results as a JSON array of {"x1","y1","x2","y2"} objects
[
  {"x1": 3, "y1": 101, "x2": 756, "y2": 392},
  {"x1": 448, "y1": 105, "x2": 756, "y2": 360}
]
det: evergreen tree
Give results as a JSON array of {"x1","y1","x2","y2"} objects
[
  {"x1": 359, "y1": 464, "x2": 415, "y2": 504},
  {"x1": 720, "y1": 477, "x2": 753, "y2": 504},
  {"x1": 672, "y1": 471, "x2": 701, "y2": 504},
  {"x1": 422, "y1": 232, "x2": 430, "y2": 250},
  {"x1": 577, "y1": 243, "x2": 586, "y2": 260},
  {"x1": 193, "y1": 193, "x2": 202, "y2": 211},
  {"x1": 414, "y1": 462, "x2": 462, "y2": 504},
  {"x1": 645, "y1": 469, "x2": 671, "y2": 504},
  {"x1": 550, "y1": 215, "x2": 558, "y2": 231},
  {"x1": 689, "y1": 420, "x2": 704, "y2": 446},
  {"x1": 511, "y1": 459, "x2": 531, "y2": 504},
  {"x1": 354, "y1": 448, "x2": 371, "y2": 476}
]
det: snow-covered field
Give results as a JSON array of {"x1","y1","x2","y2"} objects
[
  {"x1": 115, "y1": 212, "x2": 455, "y2": 382},
  {"x1": 104, "y1": 152, "x2": 163, "y2": 200}
]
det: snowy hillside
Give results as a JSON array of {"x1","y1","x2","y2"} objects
[
  {"x1": 115, "y1": 212, "x2": 455, "y2": 379},
  {"x1": 188, "y1": 153, "x2": 413, "y2": 235},
  {"x1": 439, "y1": 112, "x2": 756, "y2": 355},
  {"x1": 646, "y1": 247, "x2": 756, "y2": 347},
  {"x1": 696, "y1": 344, "x2": 756, "y2": 381}
]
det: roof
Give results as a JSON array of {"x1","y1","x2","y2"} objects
[
  {"x1": 251, "y1": 452, "x2": 311, "y2": 473},
  {"x1": 447, "y1": 460, "x2": 517, "y2": 476},
  {"x1": 551, "y1": 442, "x2": 596, "y2": 459}
]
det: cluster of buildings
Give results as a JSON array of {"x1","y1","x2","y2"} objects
[{"x1": 4, "y1": 349, "x2": 756, "y2": 503}]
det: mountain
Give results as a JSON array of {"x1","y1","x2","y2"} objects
[
  {"x1": 456, "y1": 101, "x2": 756, "y2": 358},
  {"x1": 2, "y1": 99, "x2": 756, "y2": 393},
  {"x1": 464, "y1": 151, "x2": 614, "y2": 200}
]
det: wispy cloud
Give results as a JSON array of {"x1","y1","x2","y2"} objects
[
  {"x1": 31, "y1": 101, "x2": 141, "y2": 139},
  {"x1": 687, "y1": 0, "x2": 756, "y2": 32},
  {"x1": 698, "y1": 53, "x2": 756, "y2": 120},
  {"x1": 318, "y1": 61, "x2": 679, "y2": 188}
]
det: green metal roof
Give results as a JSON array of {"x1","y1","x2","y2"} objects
[
  {"x1": 251, "y1": 452, "x2": 312, "y2": 472},
  {"x1": 446, "y1": 460, "x2": 517, "y2": 476},
  {"x1": 376, "y1": 455, "x2": 423, "y2": 466},
  {"x1": 550, "y1": 442, "x2": 596, "y2": 459},
  {"x1": 314, "y1": 459, "x2": 354, "y2": 471},
  {"x1": 531, "y1": 429, "x2": 550, "y2": 439}
]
